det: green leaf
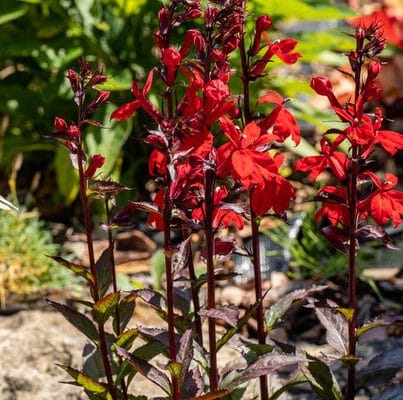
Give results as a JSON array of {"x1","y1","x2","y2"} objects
[
  {"x1": 96, "y1": 78, "x2": 131, "y2": 92},
  {"x1": 46, "y1": 298, "x2": 99, "y2": 344},
  {"x1": 150, "y1": 249, "x2": 165, "y2": 290},
  {"x1": 254, "y1": 0, "x2": 352, "y2": 20},
  {"x1": 302, "y1": 355, "x2": 342, "y2": 400},
  {"x1": 0, "y1": 1, "x2": 27, "y2": 25},
  {"x1": 93, "y1": 292, "x2": 120, "y2": 324},
  {"x1": 167, "y1": 361, "x2": 182, "y2": 379},
  {"x1": 95, "y1": 249, "x2": 113, "y2": 298},
  {"x1": 116, "y1": 328, "x2": 139, "y2": 349},
  {"x1": 335, "y1": 307, "x2": 355, "y2": 322},
  {"x1": 85, "y1": 103, "x2": 133, "y2": 179},
  {"x1": 49, "y1": 256, "x2": 93, "y2": 283},
  {"x1": 269, "y1": 374, "x2": 307, "y2": 400},
  {"x1": 113, "y1": 293, "x2": 136, "y2": 335},
  {"x1": 57, "y1": 364, "x2": 112, "y2": 399},
  {"x1": 54, "y1": 146, "x2": 80, "y2": 205}
]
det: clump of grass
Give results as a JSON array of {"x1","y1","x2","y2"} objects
[{"x1": 0, "y1": 207, "x2": 77, "y2": 306}]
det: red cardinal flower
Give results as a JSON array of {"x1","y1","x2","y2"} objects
[
  {"x1": 250, "y1": 174, "x2": 295, "y2": 216},
  {"x1": 217, "y1": 116, "x2": 278, "y2": 188},
  {"x1": 257, "y1": 89, "x2": 300, "y2": 145},
  {"x1": 364, "y1": 172, "x2": 403, "y2": 227},
  {"x1": 111, "y1": 70, "x2": 162, "y2": 122},
  {"x1": 192, "y1": 186, "x2": 244, "y2": 230},
  {"x1": 295, "y1": 137, "x2": 348, "y2": 181}
]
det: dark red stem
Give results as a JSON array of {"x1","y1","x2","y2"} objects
[
  {"x1": 347, "y1": 39, "x2": 363, "y2": 400},
  {"x1": 205, "y1": 168, "x2": 218, "y2": 391},
  {"x1": 240, "y1": 31, "x2": 268, "y2": 400},
  {"x1": 182, "y1": 228, "x2": 203, "y2": 346},
  {"x1": 163, "y1": 183, "x2": 180, "y2": 400},
  {"x1": 105, "y1": 197, "x2": 128, "y2": 399},
  {"x1": 76, "y1": 139, "x2": 117, "y2": 400}
]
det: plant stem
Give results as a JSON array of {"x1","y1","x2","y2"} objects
[
  {"x1": 182, "y1": 228, "x2": 203, "y2": 346},
  {"x1": 250, "y1": 212, "x2": 268, "y2": 400},
  {"x1": 105, "y1": 197, "x2": 120, "y2": 328},
  {"x1": 105, "y1": 197, "x2": 128, "y2": 399},
  {"x1": 205, "y1": 167, "x2": 218, "y2": 391},
  {"x1": 163, "y1": 183, "x2": 180, "y2": 400},
  {"x1": 347, "y1": 40, "x2": 363, "y2": 400},
  {"x1": 76, "y1": 87, "x2": 117, "y2": 400},
  {"x1": 347, "y1": 149, "x2": 358, "y2": 400},
  {"x1": 240, "y1": 31, "x2": 268, "y2": 400},
  {"x1": 76, "y1": 144, "x2": 117, "y2": 400}
]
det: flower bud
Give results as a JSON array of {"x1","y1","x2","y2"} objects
[
  {"x1": 54, "y1": 117, "x2": 67, "y2": 132},
  {"x1": 248, "y1": 15, "x2": 272, "y2": 56},
  {"x1": 66, "y1": 69, "x2": 79, "y2": 93},
  {"x1": 67, "y1": 124, "x2": 81, "y2": 139},
  {"x1": 367, "y1": 61, "x2": 381, "y2": 82},
  {"x1": 85, "y1": 154, "x2": 105, "y2": 178}
]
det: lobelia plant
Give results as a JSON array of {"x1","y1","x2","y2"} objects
[
  {"x1": 296, "y1": 21, "x2": 403, "y2": 400},
  {"x1": 44, "y1": 1, "x2": 349, "y2": 400}
]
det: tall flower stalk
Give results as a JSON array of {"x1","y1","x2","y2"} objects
[{"x1": 296, "y1": 22, "x2": 403, "y2": 400}]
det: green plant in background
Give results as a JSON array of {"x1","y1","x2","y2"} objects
[
  {"x1": 267, "y1": 211, "x2": 348, "y2": 281},
  {"x1": 0, "y1": 0, "x2": 158, "y2": 205},
  {"x1": 0, "y1": 206, "x2": 80, "y2": 306}
]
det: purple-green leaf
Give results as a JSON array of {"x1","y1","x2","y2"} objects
[
  {"x1": 93, "y1": 292, "x2": 120, "y2": 324},
  {"x1": 356, "y1": 315, "x2": 403, "y2": 338},
  {"x1": 264, "y1": 286, "x2": 327, "y2": 332},
  {"x1": 301, "y1": 355, "x2": 342, "y2": 400},
  {"x1": 356, "y1": 347, "x2": 403, "y2": 389},
  {"x1": 57, "y1": 364, "x2": 111, "y2": 399},
  {"x1": 46, "y1": 298, "x2": 99, "y2": 344},
  {"x1": 199, "y1": 305, "x2": 240, "y2": 328},
  {"x1": 315, "y1": 307, "x2": 348, "y2": 356},
  {"x1": 220, "y1": 352, "x2": 306, "y2": 390},
  {"x1": 115, "y1": 345, "x2": 171, "y2": 394},
  {"x1": 49, "y1": 256, "x2": 93, "y2": 283}
]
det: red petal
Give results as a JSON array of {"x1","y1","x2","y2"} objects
[{"x1": 110, "y1": 101, "x2": 140, "y2": 121}]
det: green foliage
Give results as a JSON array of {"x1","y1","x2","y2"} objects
[
  {"x1": 267, "y1": 212, "x2": 348, "y2": 280},
  {"x1": 0, "y1": 207, "x2": 79, "y2": 305}
]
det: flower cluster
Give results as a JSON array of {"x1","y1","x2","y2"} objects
[
  {"x1": 296, "y1": 22, "x2": 403, "y2": 247},
  {"x1": 51, "y1": 59, "x2": 109, "y2": 184}
]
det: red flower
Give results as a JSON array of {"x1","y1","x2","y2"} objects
[
  {"x1": 249, "y1": 36, "x2": 301, "y2": 79},
  {"x1": 314, "y1": 203, "x2": 350, "y2": 226},
  {"x1": 248, "y1": 14, "x2": 272, "y2": 56},
  {"x1": 111, "y1": 70, "x2": 162, "y2": 122},
  {"x1": 364, "y1": 172, "x2": 403, "y2": 227},
  {"x1": 85, "y1": 154, "x2": 105, "y2": 178},
  {"x1": 162, "y1": 47, "x2": 182, "y2": 86},
  {"x1": 257, "y1": 89, "x2": 300, "y2": 145},
  {"x1": 54, "y1": 117, "x2": 68, "y2": 132},
  {"x1": 250, "y1": 174, "x2": 295, "y2": 216},
  {"x1": 192, "y1": 186, "x2": 244, "y2": 230},
  {"x1": 295, "y1": 137, "x2": 348, "y2": 181},
  {"x1": 217, "y1": 116, "x2": 278, "y2": 188}
]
